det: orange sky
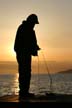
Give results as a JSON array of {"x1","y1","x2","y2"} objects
[{"x1": 0, "y1": 0, "x2": 72, "y2": 62}]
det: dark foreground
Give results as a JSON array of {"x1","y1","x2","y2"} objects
[{"x1": 0, "y1": 93, "x2": 72, "y2": 102}]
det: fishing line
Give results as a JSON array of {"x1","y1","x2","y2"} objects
[{"x1": 38, "y1": 49, "x2": 53, "y2": 93}]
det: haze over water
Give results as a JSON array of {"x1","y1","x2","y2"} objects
[{"x1": 0, "y1": 61, "x2": 72, "y2": 74}]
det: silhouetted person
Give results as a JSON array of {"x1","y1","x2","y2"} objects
[{"x1": 14, "y1": 14, "x2": 40, "y2": 99}]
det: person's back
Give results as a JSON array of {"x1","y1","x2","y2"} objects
[{"x1": 14, "y1": 21, "x2": 30, "y2": 53}]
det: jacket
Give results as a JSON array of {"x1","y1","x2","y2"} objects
[{"x1": 14, "y1": 21, "x2": 40, "y2": 56}]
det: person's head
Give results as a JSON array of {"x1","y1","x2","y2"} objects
[{"x1": 26, "y1": 14, "x2": 39, "y2": 29}]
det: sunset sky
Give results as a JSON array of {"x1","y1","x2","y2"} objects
[{"x1": 0, "y1": 0, "x2": 72, "y2": 62}]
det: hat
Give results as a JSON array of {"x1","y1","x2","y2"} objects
[{"x1": 27, "y1": 14, "x2": 39, "y2": 24}]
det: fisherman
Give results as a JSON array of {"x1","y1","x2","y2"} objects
[{"x1": 14, "y1": 14, "x2": 40, "y2": 99}]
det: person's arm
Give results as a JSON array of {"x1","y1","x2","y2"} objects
[{"x1": 33, "y1": 30, "x2": 41, "y2": 50}]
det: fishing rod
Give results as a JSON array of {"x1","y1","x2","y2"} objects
[{"x1": 37, "y1": 49, "x2": 53, "y2": 94}]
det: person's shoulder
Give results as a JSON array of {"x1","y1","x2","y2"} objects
[{"x1": 17, "y1": 23, "x2": 24, "y2": 31}]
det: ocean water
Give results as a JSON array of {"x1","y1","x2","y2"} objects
[{"x1": 0, "y1": 73, "x2": 72, "y2": 97}]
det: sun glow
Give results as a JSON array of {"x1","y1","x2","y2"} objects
[{"x1": 7, "y1": 43, "x2": 16, "y2": 61}]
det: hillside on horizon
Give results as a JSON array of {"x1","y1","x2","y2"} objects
[{"x1": 57, "y1": 69, "x2": 72, "y2": 74}]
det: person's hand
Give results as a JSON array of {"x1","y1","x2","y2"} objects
[
  {"x1": 38, "y1": 47, "x2": 41, "y2": 50},
  {"x1": 37, "y1": 45, "x2": 41, "y2": 50}
]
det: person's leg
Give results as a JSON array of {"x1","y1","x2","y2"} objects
[
  {"x1": 23, "y1": 54, "x2": 31, "y2": 93},
  {"x1": 16, "y1": 53, "x2": 32, "y2": 97}
]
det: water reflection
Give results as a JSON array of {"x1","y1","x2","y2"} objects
[
  {"x1": 13, "y1": 73, "x2": 19, "y2": 95},
  {"x1": 0, "y1": 73, "x2": 72, "y2": 97}
]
